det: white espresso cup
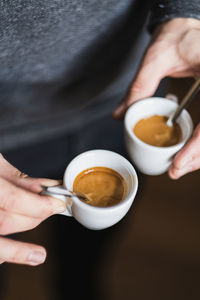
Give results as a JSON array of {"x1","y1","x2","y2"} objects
[
  {"x1": 124, "y1": 97, "x2": 193, "y2": 175},
  {"x1": 43, "y1": 150, "x2": 138, "y2": 230}
]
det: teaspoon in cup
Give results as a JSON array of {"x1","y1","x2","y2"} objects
[
  {"x1": 41, "y1": 185, "x2": 89, "y2": 202},
  {"x1": 167, "y1": 76, "x2": 200, "y2": 127}
]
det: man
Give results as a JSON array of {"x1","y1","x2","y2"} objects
[{"x1": 0, "y1": 0, "x2": 199, "y2": 269}]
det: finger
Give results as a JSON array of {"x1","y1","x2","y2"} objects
[
  {"x1": 0, "y1": 210, "x2": 42, "y2": 235},
  {"x1": 11, "y1": 176, "x2": 62, "y2": 194},
  {"x1": 113, "y1": 69, "x2": 161, "y2": 120},
  {"x1": 0, "y1": 154, "x2": 61, "y2": 193},
  {"x1": 0, "y1": 178, "x2": 66, "y2": 218},
  {"x1": 169, "y1": 123, "x2": 200, "y2": 179},
  {"x1": 0, "y1": 237, "x2": 46, "y2": 266},
  {"x1": 168, "y1": 157, "x2": 200, "y2": 179},
  {"x1": 112, "y1": 36, "x2": 190, "y2": 120},
  {"x1": 113, "y1": 64, "x2": 194, "y2": 120},
  {"x1": 113, "y1": 50, "x2": 165, "y2": 119},
  {"x1": 0, "y1": 259, "x2": 5, "y2": 264}
]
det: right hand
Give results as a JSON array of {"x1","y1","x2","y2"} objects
[
  {"x1": 0, "y1": 154, "x2": 66, "y2": 266},
  {"x1": 113, "y1": 18, "x2": 200, "y2": 119},
  {"x1": 112, "y1": 18, "x2": 200, "y2": 179}
]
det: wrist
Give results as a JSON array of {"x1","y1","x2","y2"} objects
[{"x1": 149, "y1": 0, "x2": 200, "y2": 33}]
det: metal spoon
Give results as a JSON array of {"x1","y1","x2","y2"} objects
[
  {"x1": 167, "y1": 76, "x2": 200, "y2": 127},
  {"x1": 41, "y1": 185, "x2": 89, "y2": 201}
]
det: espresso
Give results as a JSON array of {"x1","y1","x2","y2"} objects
[
  {"x1": 133, "y1": 115, "x2": 182, "y2": 147},
  {"x1": 73, "y1": 167, "x2": 127, "y2": 207}
]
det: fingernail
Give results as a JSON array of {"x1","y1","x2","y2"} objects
[
  {"x1": 28, "y1": 251, "x2": 46, "y2": 266},
  {"x1": 39, "y1": 180, "x2": 62, "y2": 193},
  {"x1": 41, "y1": 179, "x2": 62, "y2": 187}
]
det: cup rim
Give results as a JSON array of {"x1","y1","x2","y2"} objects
[
  {"x1": 124, "y1": 97, "x2": 193, "y2": 151},
  {"x1": 63, "y1": 149, "x2": 138, "y2": 212}
]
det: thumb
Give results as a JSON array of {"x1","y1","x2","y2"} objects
[
  {"x1": 168, "y1": 123, "x2": 200, "y2": 179},
  {"x1": 112, "y1": 49, "x2": 167, "y2": 120}
]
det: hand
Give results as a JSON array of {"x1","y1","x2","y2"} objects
[
  {"x1": 112, "y1": 18, "x2": 200, "y2": 178},
  {"x1": 0, "y1": 154, "x2": 66, "y2": 266}
]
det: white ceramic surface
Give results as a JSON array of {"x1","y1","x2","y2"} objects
[
  {"x1": 45, "y1": 150, "x2": 138, "y2": 230},
  {"x1": 124, "y1": 97, "x2": 193, "y2": 175}
]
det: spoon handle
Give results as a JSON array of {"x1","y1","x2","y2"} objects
[
  {"x1": 171, "y1": 76, "x2": 200, "y2": 123},
  {"x1": 41, "y1": 185, "x2": 87, "y2": 200}
]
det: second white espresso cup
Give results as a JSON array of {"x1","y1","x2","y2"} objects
[
  {"x1": 124, "y1": 97, "x2": 193, "y2": 175},
  {"x1": 44, "y1": 149, "x2": 138, "y2": 230}
]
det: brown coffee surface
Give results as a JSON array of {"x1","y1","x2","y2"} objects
[
  {"x1": 73, "y1": 167, "x2": 127, "y2": 207},
  {"x1": 133, "y1": 115, "x2": 182, "y2": 147}
]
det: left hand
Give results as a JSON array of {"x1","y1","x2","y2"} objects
[
  {"x1": 0, "y1": 154, "x2": 65, "y2": 266},
  {"x1": 112, "y1": 18, "x2": 200, "y2": 179}
]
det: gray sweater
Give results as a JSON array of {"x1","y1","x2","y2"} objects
[{"x1": 0, "y1": 0, "x2": 200, "y2": 151}]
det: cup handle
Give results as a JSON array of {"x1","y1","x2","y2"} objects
[{"x1": 41, "y1": 185, "x2": 73, "y2": 217}]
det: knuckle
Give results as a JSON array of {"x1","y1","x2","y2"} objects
[
  {"x1": 170, "y1": 163, "x2": 179, "y2": 175},
  {"x1": 0, "y1": 189, "x2": 16, "y2": 212},
  {"x1": 130, "y1": 80, "x2": 144, "y2": 94},
  {"x1": 45, "y1": 197, "x2": 56, "y2": 216},
  {"x1": 145, "y1": 46, "x2": 159, "y2": 61},
  {"x1": 144, "y1": 43, "x2": 164, "y2": 62},
  {"x1": 11, "y1": 245, "x2": 24, "y2": 263},
  {"x1": 36, "y1": 195, "x2": 53, "y2": 218},
  {"x1": 14, "y1": 169, "x2": 28, "y2": 178},
  {"x1": 131, "y1": 79, "x2": 144, "y2": 92},
  {"x1": 28, "y1": 179, "x2": 41, "y2": 192},
  {"x1": 0, "y1": 178, "x2": 18, "y2": 212},
  {"x1": 0, "y1": 214, "x2": 10, "y2": 235},
  {"x1": 172, "y1": 158, "x2": 182, "y2": 170}
]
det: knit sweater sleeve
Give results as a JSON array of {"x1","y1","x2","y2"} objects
[{"x1": 149, "y1": 0, "x2": 200, "y2": 32}]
